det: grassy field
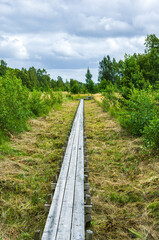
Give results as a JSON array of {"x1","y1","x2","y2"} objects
[
  {"x1": 0, "y1": 97, "x2": 158, "y2": 240},
  {"x1": 85, "y1": 99, "x2": 159, "y2": 240},
  {"x1": 0, "y1": 100, "x2": 78, "y2": 240}
]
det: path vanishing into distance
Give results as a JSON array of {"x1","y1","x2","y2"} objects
[{"x1": 0, "y1": 97, "x2": 158, "y2": 240}]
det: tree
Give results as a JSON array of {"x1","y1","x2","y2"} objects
[
  {"x1": 121, "y1": 54, "x2": 145, "y2": 90},
  {"x1": 57, "y1": 76, "x2": 65, "y2": 91},
  {"x1": 70, "y1": 80, "x2": 80, "y2": 94},
  {"x1": 37, "y1": 68, "x2": 51, "y2": 90},
  {"x1": 85, "y1": 68, "x2": 95, "y2": 93},
  {"x1": 15, "y1": 68, "x2": 32, "y2": 89},
  {"x1": 137, "y1": 51, "x2": 159, "y2": 86},
  {"x1": 0, "y1": 60, "x2": 7, "y2": 76},
  {"x1": 85, "y1": 68, "x2": 92, "y2": 84},
  {"x1": 144, "y1": 34, "x2": 159, "y2": 54},
  {"x1": 98, "y1": 55, "x2": 114, "y2": 84},
  {"x1": 28, "y1": 67, "x2": 38, "y2": 89}
]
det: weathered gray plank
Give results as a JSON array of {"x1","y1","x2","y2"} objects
[
  {"x1": 71, "y1": 100, "x2": 85, "y2": 240},
  {"x1": 42, "y1": 106, "x2": 80, "y2": 240},
  {"x1": 56, "y1": 116, "x2": 80, "y2": 240},
  {"x1": 42, "y1": 100, "x2": 85, "y2": 240}
]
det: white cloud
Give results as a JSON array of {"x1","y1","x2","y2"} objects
[
  {"x1": 0, "y1": 0, "x2": 159, "y2": 80},
  {"x1": 100, "y1": 17, "x2": 132, "y2": 33},
  {"x1": 133, "y1": 12, "x2": 159, "y2": 34},
  {"x1": 0, "y1": 34, "x2": 29, "y2": 59}
]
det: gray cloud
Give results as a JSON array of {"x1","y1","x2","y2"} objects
[{"x1": 0, "y1": 0, "x2": 159, "y2": 81}]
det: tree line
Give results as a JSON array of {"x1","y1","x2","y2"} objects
[
  {"x1": 0, "y1": 61, "x2": 97, "y2": 94},
  {"x1": 0, "y1": 34, "x2": 159, "y2": 96},
  {"x1": 99, "y1": 34, "x2": 159, "y2": 150},
  {"x1": 98, "y1": 34, "x2": 159, "y2": 96}
]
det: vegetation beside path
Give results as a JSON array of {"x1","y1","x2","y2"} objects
[
  {"x1": 0, "y1": 100, "x2": 78, "y2": 240},
  {"x1": 85, "y1": 99, "x2": 159, "y2": 240}
]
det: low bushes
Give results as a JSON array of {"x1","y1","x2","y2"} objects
[
  {"x1": 102, "y1": 86, "x2": 159, "y2": 149},
  {"x1": 143, "y1": 117, "x2": 159, "y2": 149},
  {"x1": 0, "y1": 71, "x2": 63, "y2": 143},
  {"x1": 28, "y1": 90, "x2": 63, "y2": 117},
  {"x1": 119, "y1": 89, "x2": 156, "y2": 136}
]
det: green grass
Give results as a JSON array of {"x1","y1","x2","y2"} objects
[
  {"x1": 85, "y1": 99, "x2": 159, "y2": 240},
  {"x1": 0, "y1": 100, "x2": 78, "y2": 240}
]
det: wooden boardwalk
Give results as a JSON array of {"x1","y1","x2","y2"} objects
[{"x1": 42, "y1": 99, "x2": 85, "y2": 240}]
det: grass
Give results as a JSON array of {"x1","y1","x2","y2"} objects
[
  {"x1": 85, "y1": 99, "x2": 159, "y2": 240},
  {"x1": 0, "y1": 100, "x2": 78, "y2": 240},
  {"x1": 1, "y1": 96, "x2": 158, "y2": 239}
]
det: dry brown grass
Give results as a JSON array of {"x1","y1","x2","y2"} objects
[
  {"x1": 94, "y1": 93, "x2": 103, "y2": 103},
  {"x1": 85, "y1": 100, "x2": 159, "y2": 240},
  {"x1": 0, "y1": 100, "x2": 78, "y2": 240}
]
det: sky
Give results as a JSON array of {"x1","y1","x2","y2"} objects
[{"x1": 0, "y1": 0, "x2": 159, "y2": 82}]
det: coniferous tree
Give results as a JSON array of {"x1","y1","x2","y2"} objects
[{"x1": 85, "y1": 68, "x2": 95, "y2": 93}]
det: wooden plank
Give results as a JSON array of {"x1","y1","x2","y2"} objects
[
  {"x1": 42, "y1": 103, "x2": 81, "y2": 240},
  {"x1": 42, "y1": 100, "x2": 85, "y2": 240},
  {"x1": 71, "y1": 99, "x2": 85, "y2": 240},
  {"x1": 56, "y1": 102, "x2": 81, "y2": 240}
]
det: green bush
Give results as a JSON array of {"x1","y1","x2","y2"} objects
[
  {"x1": 143, "y1": 117, "x2": 159, "y2": 149},
  {"x1": 0, "y1": 71, "x2": 63, "y2": 143},
  {"x1": 119, "y1": 89, "x2": 156, "y2": 136},
  {"x1": 28, "y1": 90, "x2": 63, "y2": 117},
  {"x1": 54, "y1": 91, "x2": 63, "y2": 104},
  {"x1": 0, "y1": 71, "x2": 30, "y2": 134},
  {"x1": 120, "y1": 86, "x2": 132, "y2": 99},
  {"x1": 28, "y1": 90, "x2": 47, "y2": 116},
  {"x1": 102, "y1": 85, "x2": 121, "y2": 118}
]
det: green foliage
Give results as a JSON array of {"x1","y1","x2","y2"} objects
[
  {"x1": 0, "y1": 60, "x2": 7, "y2": 76},
  {"x1": 144, "y1": 34, "x2": 159, "y2": 53},
  {"x1": 28, "y1": 90, "x2": 46, "y2": 116},
  {"x1": 102, "y1": 86, "x2": 159, "y2": 150},
  {"x1": 99, "y1": 55, "x2": 116, "y2": 84},
  {"x1": 17, "y1": 233, "x2": 32, "y2": 240},
  {"x1": 110, "y1": 190, "x2": 143, "y2": 205},
  {"x1": 56, "y1": 76, "x2": 66, "y2": 91},
  {"x1": 28, "y1": 90, "x2": 63, "y2": 117},
  {"x1": 102, "y1": 84, "x2": 120, "y2": 118},
  {"x1": 148, "y1": 201, "x2": 159, "y2": 218},
  {"x1": 143, "y1": 117, "x2": 159, "y2": 149},
  {"x1": 98, "y1": 34, "x2": 159, "y2": 93},
  {"x1": 85, "y1": 67, "x2": 92, "y2": 84},
  {"x1": 137, "y1": 49, "x2": 159, "y2": 86},
  {"x1": 0, "y1": 71, "x2": 30, "y2": 134},
  {"x1": 0, "y1": 70, "x2": 63, "y2": 143},
  {"x1": 85, "y1": 68, "x2": 95, "y2": 93},
  {"x1": 120, "y1": 86, "x2": 131, "y2": 99},
  {"x1": 121, "y1": 54, "x2": 145, "y2": 91},
  {"x1": 119, "y1": 89, "x2": 157, "y2": 136},
  {"x1": 128, "y1": 229, "x2": 144, "y2": 238},
  {"x1": 70, "y1": 79, "x2": 80, "y2": 94}
]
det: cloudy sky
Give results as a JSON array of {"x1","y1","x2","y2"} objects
[{"x1": 0, "y1": 0, "x2": 159, "y2": 82}]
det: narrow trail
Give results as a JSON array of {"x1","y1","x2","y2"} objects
[{"x1": 85, "y1": 100, "x2": 159, "y2": 240}]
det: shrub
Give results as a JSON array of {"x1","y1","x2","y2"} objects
[
  {"x1": 0, "y1": 71, "x2": 63, "y2": 143},
  {"x1": 28, "y1": 90, "x2": 47, "y2": 116},
  {"x1": 119, "y1": 89, "x2": 156, "y2": 136},
  {"x1": 28, "y1": 90, "x2": 63, "y2": 117},
  {"x1": 102, "y1": 85, "x2": 121, "y2": 118},
  {"x1": 0, "y1": 71, "x2": 30, "y2": 134},
  {"x1": 143, "y1": 117, "x2": 159, "y2": 149},
  {"x1": 55, "y1": 91, "x2": 63, "y2": 104}
]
